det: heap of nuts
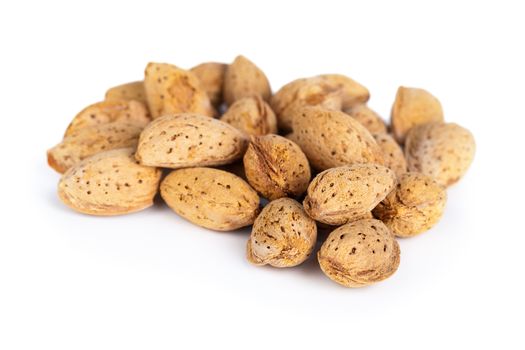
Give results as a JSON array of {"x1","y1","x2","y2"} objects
[{"x1": 47, "y1": 55, "x2": 475, "y2": 288}]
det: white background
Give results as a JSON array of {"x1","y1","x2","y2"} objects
[{"x1": 1, "y1": 1, "x2": 524, "y2": 349}]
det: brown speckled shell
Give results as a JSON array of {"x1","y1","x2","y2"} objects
[
  {"x1": 405, "y1": 122, "x2": 475, "y2": 187},
  {"x1": 105, "y1": 81, "x2": 147, "y2": 105},
  {"x1": 160, "y1": 167, "x2": 260, "y2": 231},
  {"x1": 223, "y1": 55, "x2": 271, "y2": 106},
  {"x1": 373, "y1": 172, "x2": 447, "y2": 237},
  {"x1": 373, "y1": 133, "x2": 407, "y2": 177},
  {"x1": 243, "y1": 134, "x2": 311, "y2": 200},
  {"x1": 220, "y1": 96, "x2": 277, "y2": 136},
  {"x1": 318, "y1": 219, "x2": 400, "y2": 287},
  {"x1": 344, "y1": 104, "x2": 387, "y2": 134},
  {"x1": 247, "y1": 198, "x2": 317, "y2": 267},
  {"x1": 303, "y1": 164, "x2": 396, "y2": 226},
  {"x1": 190, "y1": 62, "x2": 227, "y2": 108}
]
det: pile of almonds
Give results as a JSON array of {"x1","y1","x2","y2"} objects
[{"x1": 47, "y1": 55, "x2": 475, "y2": 288}]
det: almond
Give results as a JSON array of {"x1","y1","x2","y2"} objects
[
  {"x1": 391, "y1": 86, "x2": 444, "y2": 144},
  {"x1": 287, "y1": 106, "x2": 384, "y2": 170},
  {"x1": 373, "y1": 133, "x2": 407, "y2": 177},
  {"x1": 136, "y1": 114, "x2": 248, "y2": 169},
  {"x1": 190, "y1": 62, "x2": 227, "y2": 108},
  {"x1": 243, "y1": 134, "x2": 311, "y2": 200},
  {"x1": 247, "y1": 198, "x2": 317, "y2": 267},
  {"x1": 220, "y1": 96, "x2": 277, "y2": 136},
  {"x1": 144, "y1": 62, "x2": 215, "y2": 119},
  {"x1": 64, "y1": 100, "x2": 150, "y2": 136},
  {"x1": 318, "y1": 219, "x2": 400, "y2": 287},
  {"x1": 405, "y1": 122, "x2": 475, "y2": 187},
  {"x1": 344, "y1": 104, "x2": 387, "y2": 134},
  {"x1": 303, "y1": 164, "x2": 396, "y2": 225},
  {"x1": 47, "y1": 122, "x2": 142, "y2": 173},
  {"x1": 160, "y1": 167, "x2": 260, "y2": 231},
  {"x1": 105, "y1": 81, "x2": 147, "y2": 105},
  {"x1": 373, "y1": 172, "x2": 447, "y2": 237},
  {"x1": 58, "y1": 148, "x2": 161, "y2": 215},
  {"x1": 316, "y1": 74, "x2": 369, "y2": 109},
  {"x1": 223, "y1": 55, "x2": 271, "y2": 105}
]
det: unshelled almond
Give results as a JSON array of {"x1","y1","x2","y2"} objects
[
  {"x1": 220, "y1": 96, "x2": 277, "y2": 136},
  {"x1": 58, "y1": 148, "x2": 162, "y2": 215},
  {"x1": 223, "y1": 55, "x2": 271, "y2": 105},
  {"x1": 160, "y1": 167, "x2": 260, "y2": 231},
  {"x1": 373, "y1": 133, "x2": 407, "y2": 177},
  {"x1": 247, "y1": 198, "x2": 317, "y2": 267},
  {"x1": 303, "y1": 164, "x2": 396, "y2": 225},
  {"x1": 190, "y1": 62, "x2": 227, "y2": 108},
  {"x1": 136, "y1": 114, "x2": 247, "y2": 168},
  {"x1": 105, "y1": 81, "x2": 147, "y2": 105},
  {"x1": 344, "y1": 104, "x2": 387, "y2": 134}
]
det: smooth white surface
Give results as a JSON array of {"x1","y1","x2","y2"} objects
[{"x1": 1, "y1": 1, "x2": 524, "y2": 349}]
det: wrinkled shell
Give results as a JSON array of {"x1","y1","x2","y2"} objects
[
  {"x1": 243, "y1": 134, "x2": 311, "y2": 200},
  {"x1": 58, "y1": 148, "x2": 161, "y2": 215},
  {"x1": 373, "y1": 133, "x2": 407, "y2": 177},
  {"x1": 144, "y1": 62, "x2": 215, "y2": 118},
  {"x1": 105, "y1": 81, "x2": 147, "y2": 105},
  {"x1": 64, "y1": 100, "x2": 150, "y2": 136},
  {"x1": 190, "y1": 62, "x2": 227, "y2": 108},
  {"x1": 247, "y1": 198, "x2": 317, "y2": 267},
  {"x1": 220, "y1": 96, "x2": 277, "y2": 136},
  {"x1": 373, "y1": 172, "x2": 447, "y2": 237},
  {"x1": 48, "y1": 122, "x2": 143, "y2": 173},
  {"x1": 316, "y1": 74, "x2": 370, "y2": 109},
  {"x1": 287, "y1": 106, "x2": 385, "y2": 170},
  {"x1": 160, "y1": 167, "x2": 260, "y2": 231},
  {"x1": 136, "y1": 114, "x2": 248, "y2": 169},
  {"x1": 344, "y1": 104, "x2": 387, "y2": 134},
  {"x1": 303, "y1": 164, "x2": 396, "y2": 225},
  {"x1": 272, "y1": 78, "x2": 343, "y2": 131},
  {"x1": 318, "y1": 219, "x2": 400, "y2": 287},
  {"x1": 223, "y1": 55, "x2": 271, "y2": 105},
  {"x1": 405, "y1": 122, "x2": 475, "y2": 187},
  {"x1": 391, "y1": 86, "x2": 444, "y2": 144}
]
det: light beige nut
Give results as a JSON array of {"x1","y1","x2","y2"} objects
[
  {"x1": 144, "y1": 62, "x2": 215, "y2": 119},
  {"x1": 316, "y1": 74, "x2": 369, "y2": 109},
  {"x1": 243, "y1": 134, "x2": 311, "y2": 200},
  {"x1": 64, "y1": 100, "x2": 151, "y2": 136},
  {"x1": 105, "y1": 81, "x2": 147, "y2": 105},
  {"x1": 58, "y1": 148, "x2": 162, "y2": 215},
  {"x1": 220, "y1": 96, "x2": 277, "y2": 136},
  {"x1": 247, "y1": 198, "x2": 317, "y2": 267},
  {"x1": 373, "y1": 133, "x2": 407, "y2": 177},
  {"x1": 373, "y1": 172, "x2": 447, "y2": 237},
  {"x1": 318, "y1": 218, "x2": 400, "y2": 287},
  {"x1": 47, "y1": 122, "x2": 143, "y2": 173},
  {"x1": 344, "y1": 104, "x2": 387, "y2": 134},
  {"x1": 303, "y1": 164, "x2": 396, "y2": 226},
  {"x1": 190, "y1": 62, "x2": 227, "y2": 108},
  {"x1": 136, "y1": 114, "x2": 248, "y2": 169},
  {"x1": 223, "y1": 55, "x2": 271, "y2": 105},
  {"x1": 160, "y1": 167, "x2": 260, "y2": 231},
  {"x1": 287, "y1": 106, "x2": 384, "y2": 170},
  {"x1": 405, "y1": 122, "x2": 475, "y2": 187},
  {"x1": 391, "y1": 86, "x2": 444, "y2": 143},
  {"x1": 272, "y1": 78, "x2": 343, "y2": 131}
]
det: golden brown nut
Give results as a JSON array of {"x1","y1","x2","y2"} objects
[
  {"x1": 243, "y1": 134, "x2": 310, "y2": 200},
  {"x1": 47, "y1": 122, "x2": 143, "y2": 174},
  {"x1": 344, "y1": 104, "x2": 387, "y2": 134},
  {"x1": 405, "y1": 122, "x2": 475, "y2": 187},
  {"x1": 105, "y1": 81, "x2": 147, "y2": 105},
  {"x1": 373, "y1": 172, "x2": 447, "y2": 237},
  {"x1": 136, "y1": 114, "x2": 248, "y2": 169},
  {"x1": 58, "y1": 148, "x2": 161, "y2": 216},
  {"x1": 247, "y1": 198, "x2": 317, "y2": 267},
  {"x1": 318, "y1": 219, "x2": 400, "y2": 287},
  {"x1": 223, "y1": 55, "x2": 271, "y2": 105},
  {"x1": 373, "y1": 133, "x2": 407, "y2": 177},
  {"x1": 316, "y1": 74, "x2": 369, "y2": 109},
  {"x1": 220, "y1": 96, "x2": 277, "y2": 136},
  {"x1": 287, "y1": 106, "x2": 384, "y2": 171},
  {"x1": 160, "y1": 167, "x2": 260, "y2": 231},
  {"x1": 303, "y1": 164, "x2": 396, "y2": 226},
  {"x1": 64, "y1": 100, "x2": 150, "y2": 136},
  {"x1": 144, "y1": 62, "x2": 215, "y2": 118},
  {"x1": 391, "y1": 86, "x2": 444, "y2": 144},
  {"x1": 190, "y1": 62, "x2": 227, "y2": 108}
]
